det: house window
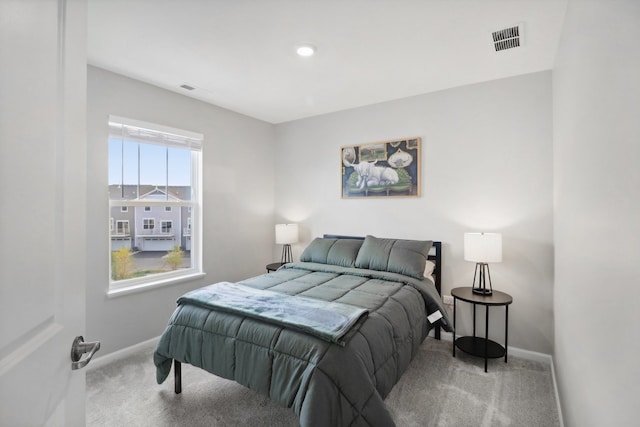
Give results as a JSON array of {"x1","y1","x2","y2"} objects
[
  {"x1": 115, "y1": 220, "x2": 130, "y2": 235},
  {"x1": 161, "y1": 220, "x2": 172, "y2": 233},
  {"x1": 108, "y1": 115, "x2": 203, "y2": 292},
  {"x1": 184, "y1": 217, "x2": 192, "y2": 237}
]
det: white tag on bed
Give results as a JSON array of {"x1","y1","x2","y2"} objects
[{"x1": 427, "y1": 310, "x2": 443, "y2": 324}]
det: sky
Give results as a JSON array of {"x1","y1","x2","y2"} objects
[{"x1": 108, "y1": 138, "x2": 191, "y2": 186}]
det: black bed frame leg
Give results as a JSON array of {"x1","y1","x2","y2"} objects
[
  {"x1": 435, "y1": 325, "x2": 441, "y2": 340},
  {"x1": 174, "y1": 360, "x2": 182, "y2": 394}
]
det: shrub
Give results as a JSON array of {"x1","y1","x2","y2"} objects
[
  {"x1": 112, "y1": 247, "x2": 134, "y2": 280},
  {"x1": 164, "y1": 246, "x2": 184, "y2": 271}
]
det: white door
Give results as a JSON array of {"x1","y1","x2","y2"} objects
[{"x1": 0, "y1": 1, "x2": 89, "y2": 425}]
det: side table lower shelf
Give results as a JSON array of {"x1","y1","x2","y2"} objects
[{"x1": 455, "y1": 336, "x2": 506, "y2": 359}]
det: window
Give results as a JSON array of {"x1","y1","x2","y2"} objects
[
  {"x1": 115, "y1": 220, "x2": 130, "y2": 235},
  {"x1": 161, "y1": 220, "x2": 172, "y2": 233},
  {"x1": 108, "y1": 115, "x2": 203, "y2": 293}
]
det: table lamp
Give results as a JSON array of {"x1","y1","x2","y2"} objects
[
  {"x1": 464, "y1": 232, "x2": 502, "y2": 295},
  {"x1": 275, "y1": 224, "x2": 299, "y2": 263}
]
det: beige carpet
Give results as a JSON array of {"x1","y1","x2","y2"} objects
[{"x1": 87, "y1": 338, "x2": 560, "y2": 426}]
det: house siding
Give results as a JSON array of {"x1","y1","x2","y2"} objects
[{"x1": 109, "y1": 185, "x2": 190, "y2": 252}]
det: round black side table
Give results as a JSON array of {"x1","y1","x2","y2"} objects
[
  {"x1": 451, "y1": 287, "x2": 513, "y2": 373},
  {"x1": 266, "y1": 262, "x2": 286, "y2": 272}
]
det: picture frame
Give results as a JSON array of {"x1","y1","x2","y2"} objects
[{"x1": 341, "y1": 137, "x2": 421, "y2": 198}]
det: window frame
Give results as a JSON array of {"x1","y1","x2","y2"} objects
[
  {"x1": 161, "y1": 220, "x2": 173, "y2": 234},
  {"x1": 107, "y1": 115, "x2": 204, "y2": 296},
  {"x1": 143, "y1": 218, "x2": 155, "y2": 231},
  {"x1": 114, "y1": 220, "x2": 130, "y2": 235}
]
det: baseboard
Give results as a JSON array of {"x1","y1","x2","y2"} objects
[
  {"x1": 549, "y1": 356, "x2": 565, "y2": 427},
  {"x1": 433, "y1": 330, "x2": 564, "y2": 426},
  {"x1": 87, "y1": 336, "x2": 160, "y2": 372}
]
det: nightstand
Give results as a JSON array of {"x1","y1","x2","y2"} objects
[
  {"x1": 451, "y1": 287, "x2": 513, "y2": 372},
  {"x1": 266, "y1": 262, "x2": 286, "y2": 272}
]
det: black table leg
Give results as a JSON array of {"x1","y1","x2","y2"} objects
[
  {"x1": 505, "y1": 305, "x2": 509, "y2": 363},
  {"x1": 484, "y1": 305, "x2": 489, "y2": 373},
  {"x1": 472, "y1": 304, "x2": 477, "y2": 337},
  {"x1": 452, "y1": 297, "x2": 457, "y2": 357},
  {"x1": 174, "y1": 360, "x2": 182, "y2": 394}
]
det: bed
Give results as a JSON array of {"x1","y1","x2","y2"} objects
[{"x1": 154, "y1": 235, "x2": 452, "y2": 426}]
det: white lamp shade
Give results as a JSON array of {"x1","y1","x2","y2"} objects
[
  {"x1": 275, "y1": 224, "x2": 299, "y2": 244},
  {"x1": 464, "y1": 232, "x2": 502, "y2": 263}
]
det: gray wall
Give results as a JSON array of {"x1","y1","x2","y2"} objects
[
  {"x1": 274, "y1": 71, "x2": 554, "y2": 354},
  {"x1": 552, "y1": 1, "x2": 640, "y2": 425},
  {"x1": 87, "y1": 66, "x2": 276, "y2": 355}
]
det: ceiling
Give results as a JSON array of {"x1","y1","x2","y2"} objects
[{"x1": 87, "y1": 0, "x2": 568, "y2": 124}]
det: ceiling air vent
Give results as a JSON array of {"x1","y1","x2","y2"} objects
[
  {"x1": 180, "y1": 84, "x2": 195, "y2": 91},
  {"x1": 492, "y1": 24, "x2": 523, "y2": 52}
]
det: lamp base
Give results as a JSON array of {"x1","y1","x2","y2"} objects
[
  {"x1": 280, "y1": 244, "x2": 293, "y2": 264},
  {"x1": 472, "y1": 287, "x2": 493, "y2": 296},
  {"x1": 471, "y1": 263, "x2": 493, "y2": 296}
]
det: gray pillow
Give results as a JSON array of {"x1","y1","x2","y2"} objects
[
  {"x1": 300, "y1": 238, "x2": 364, "y2": 267},
  {"x1": 354, "y1": 235, "x2": 432, "y2": 279}
]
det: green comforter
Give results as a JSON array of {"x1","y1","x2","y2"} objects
[{"x1": 154, "y1": 262, "x2": 452, "y2": 426}]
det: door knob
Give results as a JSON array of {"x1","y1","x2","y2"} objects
[{"x1": 71, "y1": 336, "x2": 101, "y2": 370}]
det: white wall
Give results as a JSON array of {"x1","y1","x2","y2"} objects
[
  {"x1": 553, "y1": 1, "x2": 640, "y2": 426},
  {"x1": 275, "y1": 71, "x2": 554, "y2": 354},
  {"x1": 87, "y1": 66, "x2": 276, "y2": 355}
]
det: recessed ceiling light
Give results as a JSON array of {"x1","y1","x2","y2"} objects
[{"x1": 296, "y1": 44, "x2": 316, "y2": 57}]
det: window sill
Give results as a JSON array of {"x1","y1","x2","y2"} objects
[{"x1": 107, "y1": 271, "x2": 206, "y2": 298}]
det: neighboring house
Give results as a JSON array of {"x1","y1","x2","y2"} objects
[
  {"x1": 110, "y1": 203, "x2": 134, "y2": 251},
  {"x1": 109, "y1": 185, "x2": 191, "y2": 252}
]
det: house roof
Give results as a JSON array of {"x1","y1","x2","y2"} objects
[
  {"x1": 138, "y1": 187, "x2": 181, "y2": 202},
  {"x1": 108, "y1": 185, "x2": 191, "y2": 201}
]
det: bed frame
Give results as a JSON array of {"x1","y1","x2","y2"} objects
[{"x1": 173, "y1": 235, "x2": 443, "y2": 394}]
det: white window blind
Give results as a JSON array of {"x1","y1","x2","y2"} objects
[{"x1": 108, "y1": 115, "x2": 203, "y2": 151}]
